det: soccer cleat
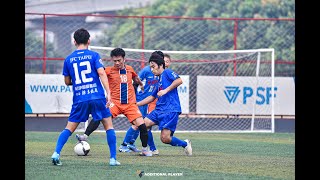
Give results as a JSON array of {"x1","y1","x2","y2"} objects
[
  {"x1": 76, "y1": 134, "x2": 87, "y2": 141},
  {"x1": 151, "y1": 149, "x2": 159, "y2": 155},
  {"x1": 119, "y1": 145, "x2": 132, "y2": 153},
  {"x1": 184, "y1": 139, "x2": 192, "y2": 156},
  {"x1": 127, "y1": 144, "x2": 141, "y2": 152},
  {"x1": 51, "y1": 152, "x2": 62, "y2": 166},
  {"x1": 139, "y1": 149, "x2": 153, "y2": 157},
  {"x1": 109, "y1": 158, "x2": 121, "y2": 166}
]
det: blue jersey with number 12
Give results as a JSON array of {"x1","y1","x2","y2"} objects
[{"x1": 62, "y1": 49, "x2": 106, "y2": 104}]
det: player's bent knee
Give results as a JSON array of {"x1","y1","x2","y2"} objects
[
  {"x1": 160, "y1": 135, "x2": 171, "y2": 144},
  {"x1": 144, "y1": 118, "x2": 155, "y2": 128},
  {"x1": 133, "y1": 117, "x2": 144, "y2": 126}
]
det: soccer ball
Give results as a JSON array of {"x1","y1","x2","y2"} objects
[{"x1": 74, "y1": 141, "x2": 90, "y2": 156}]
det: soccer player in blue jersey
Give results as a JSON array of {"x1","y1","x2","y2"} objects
[
  {"x1": 51, "y1": 28, "x2": 120, "y2": 166},
  {"x1": 136, "y1": 53, "x2": 192, "y2": 156},
  {"x1": 119, "y1": 52, "x2": 172, "y2": 155},
  {"x1": 118, "y1": 51, "x2": 165, "y2": 155}
]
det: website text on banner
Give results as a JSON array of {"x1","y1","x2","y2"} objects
[{"x1": 25, "y1": 74, "x2": 189, "y2": 114}]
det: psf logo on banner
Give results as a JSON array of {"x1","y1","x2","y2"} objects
[
  {"x1": 224, "y1": 86, "x2": 277, "y2": 105},
  {"x1": 196, "y1": 76, "x2": 294, "y2": 115}
]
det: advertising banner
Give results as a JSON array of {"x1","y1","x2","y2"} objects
[
  {"x1": 196, "y1": 76, "x2": 295, "y2": 115},
  {"x1": 25, "y1": 74, "x2": 190, "y2": 114}
]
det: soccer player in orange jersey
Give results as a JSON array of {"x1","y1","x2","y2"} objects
[{"x1": 76, "y1": 48, "x2": 152, "y2": 156}]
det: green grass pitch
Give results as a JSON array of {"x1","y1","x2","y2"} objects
[{"x1": 25, "y1": 131, "x2": 294, "y2": 180}]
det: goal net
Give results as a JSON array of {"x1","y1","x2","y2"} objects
[{"x1": 83, "y1": 46, "x2": 275, "y2": 133}]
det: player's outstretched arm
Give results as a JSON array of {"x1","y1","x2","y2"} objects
[
  {"x1": 97, "y1": 67, "x2": 111, "y2": 105},
  {"x1": 137, "y1": 95, "x2": 155, "y2": 106},
  {"x1": 157, "y1": 78, "x2": 183, "y2": 97}
]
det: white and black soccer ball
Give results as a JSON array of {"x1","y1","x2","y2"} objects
[{"x1": 74, "y1": 141, "x2": 90, "y2": 156}]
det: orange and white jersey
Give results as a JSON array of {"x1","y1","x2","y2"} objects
[{"x1": 105, "y1": 65, "x2": 138, "y2": 104}]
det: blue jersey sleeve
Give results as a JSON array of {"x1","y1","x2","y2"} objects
[
  {"x1": 136, "y1": 67, "x2": 147, "y2": 97},
  {"x1": 165, "y1": 69, "x2": 180, "y2": 81},
  {"x1": 62, "y1": 59, "x2": 70, "y2": 76},
  {"x1": 93, "y1": 53, "x2": 104, "y2": 70},
  {"x1": 138, "y1": 67, "x2": 147, "y2": 80}
]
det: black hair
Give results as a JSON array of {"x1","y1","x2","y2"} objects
[
  {"x1": 110, "y1": 48, "x2": 125, "y2": 58},
  {"x1": 149, "y1": 53, "x2": 165, "y2": 69},
  {"x1": 73, "y1": 28, "x2": 90, "y2": 45},
  {"x1": 152, "y1": 51, "x2": 164, "y2": 59}
]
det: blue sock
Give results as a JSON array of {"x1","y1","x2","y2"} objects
[
  {"x1": 131, "y1": 128, "x2": 140, "y2": 144},
  {"x1": 55, "y1": 129, "x2": 72, "y2": 154},
  {"x1": 123, "y1": 127, "x2": 137, "y2": 144},
  {"x1": 106, "y1": 129, "x2": 117, "y2": 159},
  {"x1": 148, "y1": 130, "x2": 156, "y2": 151},
  {"x1": 169, "y1": 136, "x2": 187, "y2": 147}
]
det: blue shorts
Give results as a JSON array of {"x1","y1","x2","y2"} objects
[
  {"x1": 146, "y1": 110, "x2": 180, "y2": 134},
  {"x1": 69, "y1": 99, "x2": 112, "y2": 123}
]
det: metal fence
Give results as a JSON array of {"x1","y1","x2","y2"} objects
[
  {"x1": 25, "y1": 13, "x2": 295, "y2": 77},
  {"x1": 25, "y1": 13, "x2": 295, "y2": 131}
]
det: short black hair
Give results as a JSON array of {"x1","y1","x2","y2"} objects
[
  {"x1": 73, "y1": 28, "x2": 90, "y2": 45},
  {"x1": 149, "y1": 53, "x2": 165, "y2": 69},
  {"x1": 151, "y1": 51, "x2": 164, "y2": 59},
  {"x1": 110, "y1": 48, "x2": 125, "y2": 58}
]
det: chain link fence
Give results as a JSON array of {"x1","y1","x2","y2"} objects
[
  {"x1": 25, "y1": 13, "x2": 295, "y2": 77},
  {"x1": 25, "y1": 13, "x2": 295, "y2": 132}
]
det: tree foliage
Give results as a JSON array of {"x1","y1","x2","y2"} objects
[
  {"x1": 97, "y1": 0, "x2": 294, "y2": 77},
  {"x1": 25, "y1": 30, "x2": 61, "y2": 58},
  {"x1": 99, "y1": 0, "x2": 294, "y2": 59}
]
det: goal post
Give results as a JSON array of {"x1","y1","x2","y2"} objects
[{"x1": 88, "y1": 46, "x2": 275, "y2": 133}]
